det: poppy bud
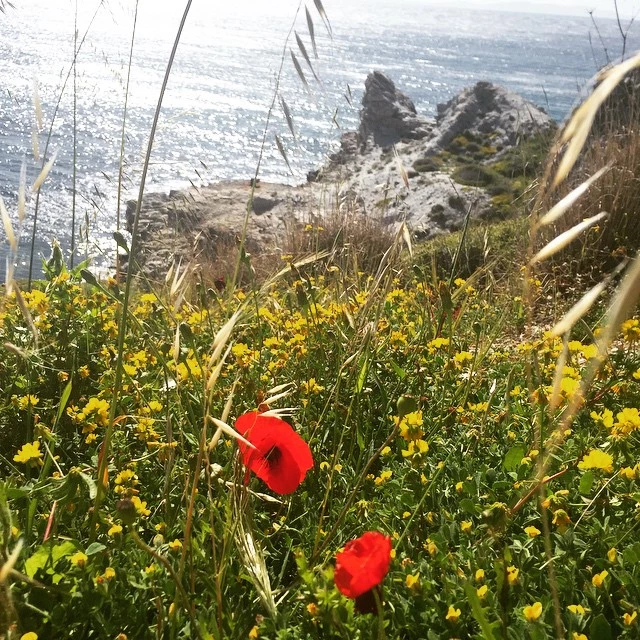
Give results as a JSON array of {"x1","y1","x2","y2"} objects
[{"x1": 116, "y1": 498, "x2": 136, "y2": 526}]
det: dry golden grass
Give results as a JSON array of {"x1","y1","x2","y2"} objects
[{"x1": 536, "y1": 55, "x2": 640, "y2": 276}]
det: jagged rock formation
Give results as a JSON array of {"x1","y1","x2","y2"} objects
[
  {"x1": 126, "y1": 71, "x2": 555, "y2": 281},
  {"x1": 434, "y1": 81, "x2": 553, "y2": 150},
  {"x1": 358, "y1": 71, "x2": 432, "y2": 147}
]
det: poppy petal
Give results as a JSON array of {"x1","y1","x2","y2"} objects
[
  {"x1": 235, "y1": 412, "x2": 313, "y2": 495},
  {"x1": 335, "y1": 532, "x2": 392, "y2": 599}
]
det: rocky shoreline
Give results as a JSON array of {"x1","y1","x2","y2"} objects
[{"x1": 125, "y1": 72, "x2": 555, "y2": 281}]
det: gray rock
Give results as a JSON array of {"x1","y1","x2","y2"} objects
[
  {"x1": 434, "y1": 81, "x2": 553, "y2": 150},
  {"x1": 358, "y1": 71, "x2": 431, "y2": 147},
  {"x1": 252, "y1": 195, "x2": 279, "y2": 215}
]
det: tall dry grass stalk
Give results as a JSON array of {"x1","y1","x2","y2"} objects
[
  {"x1": 27, "y1": 2, "x2": 104, "y2": 288},
  {"x1": 535, "y1": 51, "x2": 640, "y2": 277},
  {"x1": 90, "y1": 0, "x2": 194, "y2": 537},
  {"x1": 526, "y1": 50, "x2": 640, "y2": 640}
]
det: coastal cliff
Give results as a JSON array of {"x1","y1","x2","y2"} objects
[{"x1": 125, "y1": 72, "x2": 555, "y2": 280}]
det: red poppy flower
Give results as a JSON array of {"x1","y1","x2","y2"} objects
[
  {"x1": 334, "y1": 531, "x2": 392, "y2": 612},
  {"x1": 235, "y1": 411, "x2": 313, "y2": 495}
]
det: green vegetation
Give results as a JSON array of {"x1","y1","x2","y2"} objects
[
  {"x1": 1, "y1": 238, "x2": 640, "y2": 638},
  {"x1": 451, "y1": 163, "x2": 499, "y2": 188},
  {"x1": 490, "y1": 131, "x2": 556, "y2": 180},
  {"x1": 412, "y1": 156, "x2": 444, "y2": 173}
]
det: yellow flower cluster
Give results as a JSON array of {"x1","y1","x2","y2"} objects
[
  {"x1": 394, "y1": 410, "x2": 424, "y2": 441},
  {"x1": 578, "y1": 449, "x2": 614, "y2": 474},
  {"x1": 13, "y1": 441, "x2": 43, "y2": 466}
]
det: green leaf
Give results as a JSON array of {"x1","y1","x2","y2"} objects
[
  {"x1": 460, "y1": 498, "x2": 479, "y2": 515},
  {"x1": 503, "y1": 446, "x2": 525, "y2": 472},
  {"x1": 113, "y1": 230, "x2": 129, "y2": 254},
  {"x1": 589, "y1": 613, "x2": 612, "y2": 640},
  {"x1": 55, "y1": 380, "x2": 73, "y2": 425},
  {"x1": 579, "y1": 471, "x2": 595, "y2": 495},
  {"x1": 356, "y1": 355, "x2": 370, "y2": 393},
  {"x1": 623, "y1": 541, "x2": 640, "y2": 564},
  {"x1": 85, "y1": 542, "x2": 106, "y2": 556},
  {"x1": 79, "y1": 472, "x2": 97, "y2": 500},
  {"x1": 51, "y1": 541, "x2": 78, "y2": 563},
  {"x1": 6, "y1": 487, "x2": 29, "y2": 500},
  {"x1": 25, "y1": 541, "x2": 77, "y2": 578},
  {"x1": 389, "y1": 359, "x2": 407, "y2": 380}
]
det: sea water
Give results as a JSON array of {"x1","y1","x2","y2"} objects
[{"x1": 0, "y1": 0, "x2": 638, "y2": 278}]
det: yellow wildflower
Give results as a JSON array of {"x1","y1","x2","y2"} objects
[
  {"x1": 248, "y1": 626, "x2": 259, "y2": 639},
  {"x1": 453, "y1": 351, "x2": 473, "y2": 364},
  {"x1": 16, "y1": 395, "x2": 39, "y2": 410},
  {"x1": 623, "y1": 611, "x2": 637, "y2": 625},
  {"x1": 460, "y1": 520, "x2": 472, "y2": 533},
  {"x1": 108, "y1": 524, "x2": 123, "y2": 537},
  {"x1": 568, "y1": 604, "x2": 587, "y2": 616},
  {"x1": 401, "y1": 439, "x2": 429, "y2": 460},
  {"x1": 607, "y1": 548, "x2": 617, "y2": 563},
  {"x1": 573, "y1": 634, "x2": 588, "y2": 640},
  {"x1": 591, "y1": 570, "x2": 608, "y2": 588},
  {"x1": 394, "y1": 410, "x2": 424, "y2": 441},
  {"x1": 130, "y1": 496, "x2": 151, "y2": 517},
  {"x1": 300, "y1": 378, "x2": 324, "y2": 394},
  {"x1": 168, "y1": 539, "x2": 182, "y2": 552},
  {"x1": 374, "y1": 470, "x2": 392, "y2": 486},
  {"x1": 523, "y1": 602, "x2": 542, "y2": 622},
  {"x1": 428, "y1": 337, "x2": 450, "y2": 351},
  {"x1": 506, "y1": 566, "x2": 519, "y2": 585},
  {"x1": 524, "y1": 526, "x2": 541, "y2": 538},
  {"x1": 424, "y1": 539, "x2": 437, "y2": 556},
  {"x1": 621, "y1": 318, "x2": 640, "y2": 342},
  {"x1": 475, "y1": 569, "x2": 485, "y2": 582},
  {"x1": 13, "y1": 441, "x2": 43, "y2": 466},
  {"x1": 612, "y1": 408, "x2": 640, "y2": 437},
  {"x1": 445, "y1": 605, "x2": 461, "y2": 622},
  {"x1": 69, "y1": 552, "x2": 88, "y2": 568},
  {"x1": 619, "y1": 466, "x2": 637, "y2": 480},
  {"x1": 96, "y1": 567, "x2": 116, "y2": 584},
  {"x1": 578, "y1": 450, "x2": 613, "y2": 474},
  {"x1": 406, "y1": 573, "x2": 420, "y2": 591},
  {"x1": 477, "y1": 585, "x2": 488, "y2": 598},
  {"x1": 552, "y1": 509, "x2": 571, "y2": 532}
]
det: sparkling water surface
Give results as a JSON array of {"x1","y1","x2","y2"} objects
[{"x1": 1, "y1": 0, "x2": 638, "y2": 278}]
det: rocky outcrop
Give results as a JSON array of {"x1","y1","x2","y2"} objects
[
  {"x1": 124, "y1": 182, "x2": 317, "y2": 279},
  {"x1": 126, "y1": 72, "x2": 556, "y2": 281},
  {"x1": 358, "y1": 71, "x2": 432, "y2": 147},
  {"x1": 434, "y1": 81, "x2": 552, "y2": 150}
]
